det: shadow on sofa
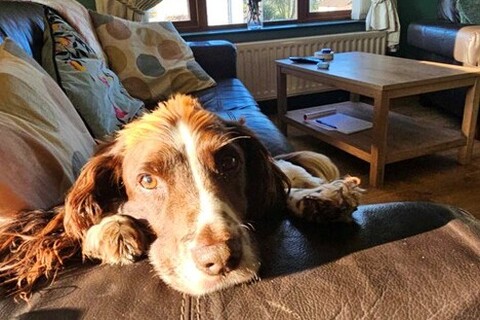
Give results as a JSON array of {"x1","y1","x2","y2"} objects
[{"x1": 7, "y1": 202, "x2": 477, "y2": 319}]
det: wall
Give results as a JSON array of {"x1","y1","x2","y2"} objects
[
  {"x1": 78, "y1": 0, "x2": 95, "y2": 10},
  {"x1": 397, "y1": 0, "x2": 437, "y2": 56}
]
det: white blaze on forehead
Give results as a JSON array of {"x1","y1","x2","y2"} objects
[{"x1": 177, "y1": 121, "x2": 222, "y2": 226}]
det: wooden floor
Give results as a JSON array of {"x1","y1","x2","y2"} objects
[{"x1": 282, "y1": 96, "x2": 480, "y2": 220}]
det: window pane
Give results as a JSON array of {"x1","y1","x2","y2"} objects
[
  {"x1": 206, "y1": 0, "x2": 297, "y2": 26},
  {"x1": 148, "y1": 0, "x2": 191, "y2": 22},
  {"x1": 309, "y1": 0, "x2": 352, "y2": 13},
  {"x1": 264, "y1": 0, "x2": 297, "y2": 22},
  {"x1": 206, "y1": 0, "x2": 244, "y2": 26}
]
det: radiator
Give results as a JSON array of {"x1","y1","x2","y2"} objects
[{"x1": 236, "y1": 31, "x2": 387, "y2": 101}]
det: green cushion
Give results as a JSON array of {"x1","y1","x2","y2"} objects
[{"x1": 457, "y1": 0, "x2": 480, "y2": 24}]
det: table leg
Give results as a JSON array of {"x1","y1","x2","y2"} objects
[
  {"x1": 369, "y1": 95, "x2": 390, "y2": 187},
  {"x1": 458, "y1": 78, "x2": 480, "y2": 164},
  {"x1": 276, "y1": 65, "x2": 288, "y2": 135},
  {"x1": 350, "y1": 93, "x2": 360, "y2": 102}
]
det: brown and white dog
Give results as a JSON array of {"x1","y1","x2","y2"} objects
[{"x1": 0, "y1": 94, "x2": 363, "y2": 299}]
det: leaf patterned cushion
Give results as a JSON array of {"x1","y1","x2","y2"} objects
[
  {"x1": 42, "y1": 8, "x2": 145, "y2": 139},
  {"x1": 89, "y1": 10, "x2": 216, "y2": 106}
]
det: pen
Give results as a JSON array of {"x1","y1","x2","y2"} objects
[
  {"x1": 303, "y1": 108, "x2": 336, "y2": 120},
  {"x1": 315, "y1": 119, "x2": 337, "y2": 129}
]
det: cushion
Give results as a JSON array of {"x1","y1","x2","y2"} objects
[
  {"x1": 42, "y1": 8, "x2": 145, "y2": 139},
  {"x1": 0, "y1": 38, "x2": 96, "y2": 216},
  {"x1": 89, "y1": 11, "x2": 216, "y2": 106},
  {"x1": 457, "y1": 0, "x2": 480, "y2": 24}
]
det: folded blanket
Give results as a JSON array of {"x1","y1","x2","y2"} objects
[{"x1": 454, "y1": 25, "x2": 480, "y2": 66}]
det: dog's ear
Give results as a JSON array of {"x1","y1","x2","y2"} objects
[
  {"x1": 226, "y1": 121, "x2": 289, "y2": 218},
  {"x1": 64, "y1": 138, "x2": 125, "y2": 240}
]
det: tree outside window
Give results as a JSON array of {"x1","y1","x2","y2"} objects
[{"x1": 148, "y1": 0, "x2": 351, "y2": 31}]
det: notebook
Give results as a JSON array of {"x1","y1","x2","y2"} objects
[{"x1": 314, "y1": 113, "x2": 372, "y2": 134}]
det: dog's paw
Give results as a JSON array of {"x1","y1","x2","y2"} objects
[
  {"x1": 287, "y1": 176, "x2": 365, "y2": 223},
  {"x1": 83, "y1": 215, "x2": 148, "y2": 265}
]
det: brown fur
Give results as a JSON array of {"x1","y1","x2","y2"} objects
[
  {"x1": 0, "y1": 95, "x2": 289, "y2": 299},
  {"x1": 0, "y1": 94, "x2": 362, "y2": 299}
]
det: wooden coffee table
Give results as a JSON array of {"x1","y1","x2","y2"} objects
[{"x1": 276, "y1": 52, "x2": 480, "y2": 187}]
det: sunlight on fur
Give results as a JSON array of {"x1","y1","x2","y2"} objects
[{"x1": 0, "y1": 94, "x2": 364, "y2": 301}]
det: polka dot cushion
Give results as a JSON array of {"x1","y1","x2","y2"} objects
[{"x1": 89, "y1": 11, "x2": 216, "y2": 106}]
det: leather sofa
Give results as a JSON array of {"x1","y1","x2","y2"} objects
[
  {"x1": 407, "y1": 0, "x2": 480, "y2": 137},
  {"x1": 1, "y1": 1, "x2": 480, "y2": 319}
]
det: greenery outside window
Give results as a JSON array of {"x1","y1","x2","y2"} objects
[{"x1": 148, "y1": 0, "x2": 352, "y2": 32}]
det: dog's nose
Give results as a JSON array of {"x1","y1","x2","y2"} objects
[{"x1": 191, "y1": 238, "x2": 242, "y2": 276}]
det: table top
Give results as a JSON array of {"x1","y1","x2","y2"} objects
[{"x1": 276, "y1": 52, "x2": 480, "y2": 92}]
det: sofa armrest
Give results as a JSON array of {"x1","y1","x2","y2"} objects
[
  {"x1": 407, "y1": 21, "x2": 462, "y2": 60},
  {"x1": 408, "y1": 21, "x2": 480, "y2": 66},
  {"x1": 188, "y1": 40, "x2": 237, "y2": 80}
]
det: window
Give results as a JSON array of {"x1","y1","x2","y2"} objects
[{"x1": 148, "y1": 0, "x2": 352, "y2": 32}]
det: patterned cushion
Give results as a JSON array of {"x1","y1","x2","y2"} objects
[
  {"x1": 89, "y1": 11, "x2": 216, "y2": 106},
  {"x1": 0, "y1": 38, "x2": 95, "y2": 215},
  {"x1": 457, "y1": 0, "x2": 480, "y2": 24},
  {"x1": 42, "y1": 8, "x2": 145, "y2": 139}
]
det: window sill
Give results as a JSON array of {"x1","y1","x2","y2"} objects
[{"x1": 181, "y1": 20, "x2": 366, "y2": 43}]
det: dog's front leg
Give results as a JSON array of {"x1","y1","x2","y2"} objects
[
  {"x1": 287, "y1": 177, "x2": 364, "y2": 223},
  {"x1": 83, "y1": 215, "x2": 149, "y2": 265}
]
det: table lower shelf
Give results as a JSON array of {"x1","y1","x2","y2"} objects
[{"x1": 283, "y1": 101, "x2": 466, "y2": 164}]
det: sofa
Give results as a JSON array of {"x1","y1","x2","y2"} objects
[
  {"x1": 1, "y1": 1, "x2": 480, "y2": 319},
  {"x1": 407, "y1": 0, "x2": 480, "y2": 137}
]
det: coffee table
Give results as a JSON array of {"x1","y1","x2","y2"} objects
[{"x1": 276, "y1": 52, "x2": 480, "y2": 187}]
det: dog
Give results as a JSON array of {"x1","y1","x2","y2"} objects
[{"x1": 0, "y1": 94, "x2": 363, "y2": 300}]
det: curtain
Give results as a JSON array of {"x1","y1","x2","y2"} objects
[
  {"x1": 95, "y1": 0, "x2": 163, "y2": 22},
  {"x1": 351, "y1": 0, "x2": 371, "y2": 20},
  {"x1": 365, "y1": 0, "x2": 400, "y2": 52}
]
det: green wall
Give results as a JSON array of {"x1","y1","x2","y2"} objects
[
  {"x1": 397, "y1": 0, "x2": 437, "y2": 56},
  {"x1": 78, "y1": 0, "x2": 95, "y2": 10}
]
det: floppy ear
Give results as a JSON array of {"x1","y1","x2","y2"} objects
[
  {"x1": 64, "y1": 138, "x2": 125, "y2": 240},
  {"x1": 226, "y1": 121, "x2": 289, "y2": 218}
]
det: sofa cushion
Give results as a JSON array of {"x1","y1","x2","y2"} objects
[
  {"x1": 89, "y1": 10, "x2": 216, "y2": 106},
  {"x1": 0, "y1": 38, "x2": 95, "y2": 216},
  {"x1": 42, "y1": 8, "x2": 145, "y2": 139},
  {"x1": 0, "y1": 2, "x2": 45, "y2": 63},
  {"x1": 193, "y1": 79, "x2": 293, "y2": 156}
]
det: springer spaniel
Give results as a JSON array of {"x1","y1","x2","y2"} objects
[{"x1": 0, "y1": 94, "x2": 363, "y2": 299}]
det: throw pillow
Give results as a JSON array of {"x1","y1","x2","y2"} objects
[
  {"x1": 89, "y1": 11, "x2": 216, "y2": 106},
  {"x1": 42, "y1": 8, "x2": 145, "y2": 139},
  {"x1": 0, "y1": 38, "x2": 95, "y2": 215},
  {"x1": 457, "y1": 0, "x2": 480, "y2": 24}
]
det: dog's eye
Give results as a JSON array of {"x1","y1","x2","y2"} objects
[
  {"x1": 139, "y1": 174, "x2": 158, "y2": 189},
  {"x1": 219, "y1": 155, "x2": 238, "y2": 173}
]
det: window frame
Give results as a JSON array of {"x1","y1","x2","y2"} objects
[{"x1": 168, "y1": 0, "x2": 352, "y2": 32}]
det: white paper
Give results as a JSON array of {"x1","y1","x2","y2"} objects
[{"x1": 313, "y1": 113, "x2": 372, "y2": 134}]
